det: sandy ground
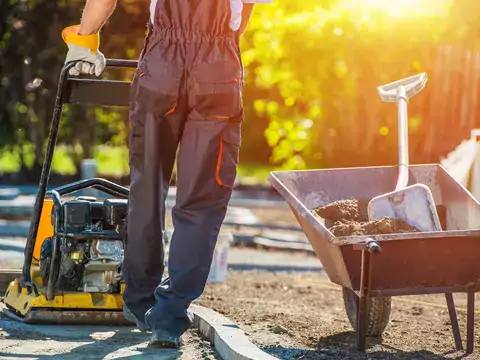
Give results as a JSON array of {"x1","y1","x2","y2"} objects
[
  {"x1": 197, "y1": 271, "x2": 480, "y2": 360},
  {"x1": 0, "y1": 314, "x2": 220, "y2": 360}
]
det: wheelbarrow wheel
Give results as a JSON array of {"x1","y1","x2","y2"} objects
[{"x1": 342, "y1": 287, "x2": 391, "y2": 337}]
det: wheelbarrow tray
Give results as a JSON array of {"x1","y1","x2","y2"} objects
[{"x1": 268, "y1": 164, "x2": 480, "y2": 297}]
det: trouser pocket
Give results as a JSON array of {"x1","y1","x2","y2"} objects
[
  {"x1": 192, "y1": 54, "x2": 243, "y2": 120},
  {"x1": 128, "y1": 52, "x2": 181, "y2": 173},
  {"x1": 216, "y1": 121, "x2": 241, "y2": 188}
]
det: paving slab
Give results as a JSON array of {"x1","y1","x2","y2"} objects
[
  {"x1": 0, "y1": 298, "x2": 276, "y2": 360},
  {"x1": 0, "y1": 189, "x2": 20, "y2": 201},
  {"x1": 224, "y1": 207, "x2": 260, "y2": 226},
  {"x1": 227, "y1": 248, "x2": 321, "y2": 272},
  {"x1": 0, "y1": 237, "x2": 320, "y2": 274},
  {"x1": 0, "y1": 220, "x2": 30, "y2": 237},
  {"x1": 0, "y1": 312, "x2": 219, "y2": 359},
  {"x1": 0, "y1": 204, "x2": 262, "y2": 232},
  {"x1": 0, "y1": 188, "x2": 287, "y2": 220},
  {"x1": 0, "y1": 220, "x2": 307, "y2": 253}
]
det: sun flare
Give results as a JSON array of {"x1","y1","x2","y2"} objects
[{"x1": 349, "y1": 0, "x2": 452, "y2": 18}]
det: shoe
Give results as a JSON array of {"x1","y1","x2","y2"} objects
[
  {"x1": 148, "y1": 329, "x2": 183, "y2": 348},
  {"x1": 123, "y1": 304, "x2": 150, "y2": 332}
]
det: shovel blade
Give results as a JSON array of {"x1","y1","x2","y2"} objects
[{"x1": 368, "y1": 184, "x2": 442, "y2": 232}]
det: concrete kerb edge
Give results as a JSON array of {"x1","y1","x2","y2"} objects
[
  {"x1": 191, "y1": 304, "x2": 279, "y2": 360},
  {"x1": 0, "y1": 303, "x2": 277, "y2": 360}
]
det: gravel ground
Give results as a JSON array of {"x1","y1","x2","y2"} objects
[{"x1": 197, "y1": 271, "x2": 480, "y2": 360}]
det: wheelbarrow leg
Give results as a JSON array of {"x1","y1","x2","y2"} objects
[
  {"x1": 356, "y1": 249, "x2": 372, "y2": 351},
  {"x1": 466, "y1": 292, "x2": 475, "y2": 354},
  {"x1": 445, "y1": 293, "x2": 463, "y2": 351}
]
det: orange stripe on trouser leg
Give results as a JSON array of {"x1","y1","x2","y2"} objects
[
  {"x1": 216, "y1": 134, "x2": 226, "y2": 187},
  {"x1": 165, "y1": 104, "x2": 177, "y2": 115}
]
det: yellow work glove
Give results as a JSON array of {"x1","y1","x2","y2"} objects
[{"x1": 62, "y1": 25, "x2": 106, "y2": 77}]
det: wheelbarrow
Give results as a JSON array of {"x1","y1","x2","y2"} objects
[{"x1": 269, "y1": 81, "x2": 480, "y2": 354}]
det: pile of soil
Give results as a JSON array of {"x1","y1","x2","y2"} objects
[{"x1": 314, "y1": 198, "x2": 419, "y2": 236}]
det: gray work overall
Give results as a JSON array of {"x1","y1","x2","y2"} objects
[{"x1": 123, "y1": 0, "x2": 243, "y2": 336}]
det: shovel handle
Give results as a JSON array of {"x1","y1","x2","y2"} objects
[{"x1": 378, "y1": 73, "x2": 428, "y2": 103}]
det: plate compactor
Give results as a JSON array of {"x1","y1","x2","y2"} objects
[{"x1": 1, "y1": 59, "x2": 140, "y2": 325}]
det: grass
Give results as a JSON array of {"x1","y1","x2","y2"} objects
[
  {"x1": 0, "y1": 144, "x2": 128, "y2": 176},
  {"x1": 0, "y1": 145, "x2": 273, "y2": 184},
  {"x1": 0, "y1": 150, "x2": 19, "y2": 173},
  {"x1": 237, "y1": 163, "x2": 277, "y2": 185}
]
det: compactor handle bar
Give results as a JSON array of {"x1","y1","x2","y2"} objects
[
  {"x1": 22, "y1": 59, "x2": 138, "y2": 288},
  {"x1": 377, "y1": 73, "x2": 428, "y2": 103},
  {"x1": 65, "y1": 58, "x2": 138, "y2": 71},
  {"x1": 105, "y1": 59, "x2": 138, "y2": 68}
]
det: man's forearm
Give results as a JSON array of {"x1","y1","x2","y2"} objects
[
  {"x1": 78, "y1": 0, "x2": 117, "y2": 35},
  {"x1": 239, "y1": 4, "x2": 254, "y2": 35}
]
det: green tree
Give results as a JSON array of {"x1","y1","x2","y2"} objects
[
  {"x1": 0, "y1": 0, "x2": 148, "y2": 180},
  {"x1": 243, "y1": 0, "x2": 455, "y2": 169}
]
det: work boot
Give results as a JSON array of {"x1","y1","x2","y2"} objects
[
  {"x1": 123, "y1": 304, "x2": 150, "y2": 332},
  {"x1": 148, "y1": 329, "x2": 183, "y2": 348}
]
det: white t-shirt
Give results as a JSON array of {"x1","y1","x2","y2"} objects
[{"x1": 149, "y1": 0, "x2": 271, "y2": 30}]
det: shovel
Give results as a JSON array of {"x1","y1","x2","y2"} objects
[{"x1": 367, "y1": 73, "x2": 442, "y2": 232}]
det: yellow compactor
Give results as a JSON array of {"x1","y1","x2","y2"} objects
[{"x1": 1, "y1": 59, "x2": 139, "y2": 324}]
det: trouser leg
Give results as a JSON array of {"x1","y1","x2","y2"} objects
[
  {"x1": 140, "y1": 32, "x2": 243, "y2": 336},
  {"x1": 146, "y1": 112, "x2": 243, "y2": 336},
  {"x1": 123, "y1": 63, "x2": 185, "y2": 322}
]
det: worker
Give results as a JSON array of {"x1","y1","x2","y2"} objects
[{"x1": 62, "y1": 0, "x2": 270, "y2": 349}]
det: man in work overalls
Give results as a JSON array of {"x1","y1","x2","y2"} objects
[{"x1": 62, "y1": 0, "x2": 268, "y2": 349}]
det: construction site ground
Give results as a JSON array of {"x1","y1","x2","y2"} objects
[
  {"x1": 1, "y1": 205, "x2": 480, "y2": 359},
  {"x1": 198, "y1": 269, "x2": 480, "y2": 360},
  {"x1": 1, "y1": 247, "x2": 480, "y2": 359},
  {"x1": 0, "y1": 318, "x2": 220, "y2": 359}
]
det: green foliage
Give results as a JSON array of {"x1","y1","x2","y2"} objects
[
  {"x1": 1, "y1": 0, "x2": 479, "y2": 181},
  {"x1": 0, "y1": 0, "x2": 148, "y2": 178},
  {"x1": 241, "y1": 0, "x2": 457, "y2": 169}
]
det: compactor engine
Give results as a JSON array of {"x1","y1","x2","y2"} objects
[{"x1": 39, "y1": 196, "x2": 127, "y2": 294}]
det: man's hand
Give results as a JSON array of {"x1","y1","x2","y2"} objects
[
  {"x1": 65, "y1": 46, "x2": 106, "y2": 77},
  {"x1": 62, "y1": 0, "x2": 117, "y2": 76}
]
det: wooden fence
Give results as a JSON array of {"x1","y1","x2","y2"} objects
[{"x1": 418, "y1": 45, "x2": 480, "y2": 162}]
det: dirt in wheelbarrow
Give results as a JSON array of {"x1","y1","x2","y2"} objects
[
  {"x1": 314, "y1": 198, "x2": 421, "y2": 236},
  {"x1": 197, "y1": 270, "x2": 478, "y2": 360}
]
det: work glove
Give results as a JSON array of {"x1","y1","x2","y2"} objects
[{"x1": 61, "y1": 25, "x2": 106, "y2": 77}]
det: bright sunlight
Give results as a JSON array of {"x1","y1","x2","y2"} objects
[{"x1": 348, "y1": 0, "x2": 453, "y2": 18}]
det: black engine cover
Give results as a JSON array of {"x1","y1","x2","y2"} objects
[
  {"x1": 63, "y1": 200, "x2": 91, "y2": 231},
  {"x1": 104, "y1": 199, "x2": 128, "y2": 226}
]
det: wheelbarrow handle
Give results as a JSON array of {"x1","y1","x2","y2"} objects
[{"x1": 377, "y1": 73, "x2": 428, "y2": 103}]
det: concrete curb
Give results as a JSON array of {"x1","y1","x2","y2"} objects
[
  {"x1": 191, "y1": 304, "x2": 279, "y2": 360},
  {"x1": 0, "y1": 294, "x2": 279, "y2": 359}
]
